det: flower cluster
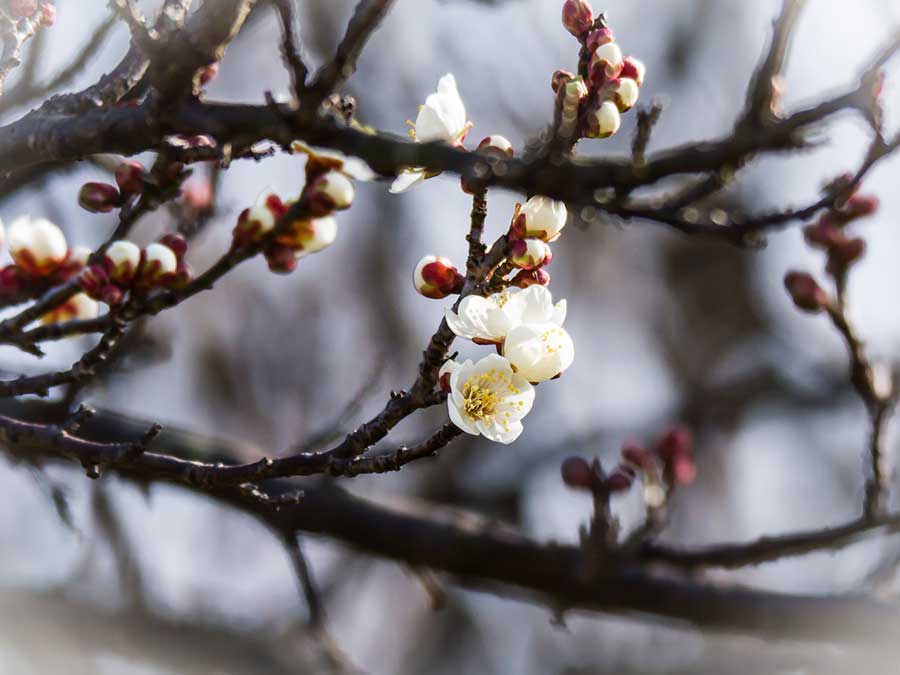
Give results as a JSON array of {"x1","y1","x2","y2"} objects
[
  {"x1": 561, "y1": 426, "x2": 697, "y2": 502},
  {"x1": 784, "y1": 176, "x2": 879, "y2": 314},
  {"x1": 79, "y1": 234, "x2": 191, "y2": 307},
  {"x1": 557, "y1": 0, "x2": 645, "y2": 139},
  {"x1": 78, "y1": 161, "x2": 147, "y2": 213},
  {"x1": 234, "y1": 145, "x2": 362, "y2": 274}
]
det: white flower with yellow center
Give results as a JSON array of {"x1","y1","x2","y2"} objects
[
  {"x1": 391, "y1": 73, "x2": 472, "y2": 194},
  {"x1": 503, "y1": 321, "x2": 575, "y2": 383},
  {"x1": 440, "y1": 354, "x2": 534, "y2": 444},
  {"x1": 446, "y1": 285, "x2": 566, "y2": 344}
]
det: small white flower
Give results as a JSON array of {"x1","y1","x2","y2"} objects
[
  {"x1": 8, "y1": 216, "x2": 68, "y2": 274},
  {"x1": 105, "y1": 240, "x2": 141, "y2": 282},
  {"x1": 446, "y1": 285, "x2": 566, "y2": 344},
  {"x1": 294, "y1": 215, "x2": 337, "y2": 258},
  {"x1": 290, "y1": 141, "x2": 376, "y2": 182},
  {"x1": 514, "y1": 196, "x2": 568, "y2": 242},
  {"x1": 501, "y1": 285, "x2": 567, "y2": 327},
  {"x1": 503, "y1": 321, "x2": 575, "y2": 383},
  {"x1": 444, "y1": 353, "x2": 535, "y2": 444},
  {"x1": 391, "y1": 73, "x2": 471, "y2": 194}
]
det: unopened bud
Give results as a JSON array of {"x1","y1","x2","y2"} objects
[
  {"x1": 158, "y1": 233, "x2": 188, "y2": 261},
  {"x1": 621, "y1": 442, "x2": 653, "y2": 470},
  {"x1": 100, "y1": 284, "x2": 124, "y2": 306},
  {"x1": 511, "y1": 267, "x2": 551, "y2": 288},
  {"x1": 551, "y1": 69, "x2": 576, "y2": 94},
  {"x1": 199, "y1": 62, "x2": 219, "y2": 86},
  {"x1": 826, "y1": 237, "x2": 866, "y2": 275},
  {"x1": 605, "y1": 466, "x2": 635, "y2": 492},
  {"x1": 140, "y1": 242, "x2": 178, "y2": 285},
  {"x1": 264, "y1": 245, "x2": 298, "y2": 274},
  {"x1": 42, "y1": 293, "x2": 99, "y2": 325},
  {"x1": 510, "y1": 238, "x2": 552, "y2": 270},
  {"x1": 511, "y1": 195, "x2": 567, "y2": 242},
  {"x1": 8, "y1": 216, "x2": 68, "y2": 276},
  {"x1": 803, "y1": 219, "x2": 843, "y2": 249},
  {"x1": 620, "y1": 57, "x2": 645, "y2": 86},
  {"x1": 114, "y1": 161, "x2": 145, "y2": 197},
  {"x1": 277, "y1": 215, "x2": 338, "y2": 256},
  {"x1": 413, "y1": 255, "x2": 464, "y2": 299},
  {"x1": 656, "y1": 425, "x2": 692, "y2": 464},
  {"x1": 104, "y1": 240, "x2": 142, "y2": 284},
  {"x1": 234, "y1": 190, "x2": 287, "y2": 245},
  {"x1": 611, "y1": 77, "x2": 640, "y2": 112},
  {"x1": 843, "y1": 195, "x2": 879, "y2": 220},
  {"x1": 477, "y1": 135, "x2": 514, "y2": 159},
  {"x1": 589, "y1": 42, "x2": 624, "y2": 85},
  {"x1": 784, "y1": 271, "x2": 829, "y2": 313},
  {"x1": 560, "y1": 456, "x2": 594, "y2": 489},
  {"x1": 561, "y1": 0, "x2": 593, "y2": 38},
  {"x1": 307, "y1": 170, "x2": 355, "y2": 214},
  {"x1": 78, "y1": 265, "x2": 108, "y2": 299},
  {"x1": 585, "y1": 27, "x2": 614, "y2": 52},
  {"x1": 78, "y1": 182, "x2": 121, "y2": 213},
  {"x1": 583, "y1": 100, "x2": 621, "y2": 138},
  {"x1": 562, "y1": 76, "x2": 589, "y2": 106}
]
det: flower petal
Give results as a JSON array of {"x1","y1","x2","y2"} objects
[
  {"x1": 390, "y1": 169, "x2": 427, "y2": 194},
  {"x1": 476, "y1": 418, "x2": 523, "y2": 444},
  {"x1": 551, "y1": 299, "x2": 567, "y2": 326},
  {"x1": 448, "y1": 398, "x2": 479, "y2": 435}
]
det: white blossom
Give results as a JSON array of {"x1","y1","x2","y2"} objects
[
  {"x1": 8, "y1": 216, "x2": 68, "y2": 274},
  {"x1": 446, "y1": 285, "x2": 566, "y2": 345},
  {"x1": 391, "y1": 73, "x2": 471, "y2": 194},
  {"x1": 503, "y1": 321, "x2": 575, "y2": 383},
  {"x1": 515, "y1": 196, "x2": 568, "y2": 242},
  {"x1": 442, "y1": 354, "x2": 535, "y2": 444}
]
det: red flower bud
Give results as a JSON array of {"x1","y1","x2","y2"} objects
[
  {"x1": 114, "y1": 161, "x2": 145, "y2": 197},
  {"x1": 78, "y1": 182, "x2": 121, "y2": 213},
  {"x1": 826, "y1": 237, "x2": 866, "y2": 275},
  {"x1": 560, "y1": 456, "x2": 594, "y2": 489},
  {"x1": 78, "y1": 265, "x2": 108, "y2": 299},
  {"x1": 605, "y1": 466, "x2": 635, "y2": 492},
  {"x1": 561, "y1": 0, "x2": 594, "y2": 38},
  {"x1": 784, "y1": 271, "x2": 829, "y2": 313},
  {"x1": 621, "y1": 442, "x2": 653, "y2": 470},
  {"x1": 158, "y1": 233, "x2": 188, "y2": 261},
  {"x1": 843, "y1": 195, "x2": 879, "y2": 220},
  {"x1": 511, "y1": 267, "x2": 551, "y2": 289},
  {"x1": 414, "y1": 256, "x2": 464, "y2": 299},
  {"x1": 264, "y1": 245, "x2": 298, "y2": 275},
  {"x1": 656, "y1": 425, "x2": 693, "y2": 464},
  {"x1": 803, "y1": 219, "x2": 844, "y2": 249},
  {"x1": 619, "y1": 56, "x2": 645, "y2": 87}
]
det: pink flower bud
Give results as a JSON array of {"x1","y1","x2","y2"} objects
[
  {"x1": 656, "y1": 426, "x2": 692, "y2": 464},
  {"x1": 511, "y1": 267, "x2": 551, "y2": 288},
  {"x1": 104, "y1": 240, "x2": 141, "y2": 284},
  {"x1": 843, "y1": 195, "x2": 879, "y2": 220},
  {"x1": 114, "y1": 162, "x2": 145, "y2": 197},
  {"x1": 39, "y1": 1, "x2": 55, "y2": 26},
  {"x1": 605, "y1": 466, "x2": 635, "y2": 492},
  {"x1": 78, "y1": 265, "x2": 108, "y2": 299},
  {"x1": 671, "y1": 454, "x2": 697, "y2": 486},
  {"x1": 561, "y1": 0, "x2": 593, "y2": 38},
  {"x1": 784, "y1": 271, "x2": 829, "y2": 313},
  {"x1": 826, "y1": 237, "x2": 866, "y2": 275},
  {"x1": 510, "y1": 238, "x2": 552, "y2": 270},
  {"x1": 158, "y1": 233, "x2": 188, "y2": 261},
  {"x1": 78, "y1": 182, "x2": 121, "y2": 213},
  {"x1": 803, "y1": 219, "x2": 843, "y2": 249},
  {"x1": 477, "y1": 135, "x2": 514, "y2": 159},
  {"x1": 101, "y1": 284, "x2": 124, "y2": 306},
  {"x1": 199, "y1": 62, "x2": 219, "y2": 86},
  {"x1": 583, "y1": 100, "x2": 621, "y2": 138},
  {"x1": 620, "y1": 57, "x2": 645, "y2": 87},
  {"x1": 585, "y1": 27, "x2": 614, "y2": 52},
  {"x1": 264, "y1": 245, "x2": 298, "y2": 275},
  {"x1": 9, "y1": 0, "x2": 39, "y2": 17},
  {"x1": 551, "y1": 69, "x2": 576, "y2": 94},
  {"x1": 560, "y1": 456, "x2": 594, "y2": 489},
  {"x1": 621, "y1": 442, "x2": 653, "y2": 470},
  {"x1": 413, "y1": 255, "x2": 464, "y2": 299},
  {"x1": 182, "y1": 180, "x2": 213, "y2": 214},
  {"x1": 306, "y1": 170, "x2": 355, "y2": 214}
]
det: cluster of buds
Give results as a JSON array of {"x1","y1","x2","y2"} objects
[
  {"x1": 233, "y1": 147, "x2": 355, "y2": 275},
  {"x1": 556, "y1": 1, "x2": 645, "y2": 140},
  {"x1": 78, "y1": 161, "x2": 147, "y2": 213},
  {"x1": 561, "y1": 425, "x2": 696, "y2": 503},
  {"x1": 79, "y1": 234, "x2": 190, "y2": 306},
  {"x1": 785, "y1": 177, "x2": 879, "y2": 314},
  {"x1": 507, "y1": 195, "x2": 566, "y2": 288}
]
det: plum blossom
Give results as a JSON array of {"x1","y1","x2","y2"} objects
[
  {"x1": 503, "y1": 321, "x2": 575, "y2": 382},
  {"x1": 391, "y1": 74, "x2": 472, "y2": 193},
  {"x1": 511, "y1": 196, "x2": 568, "y2": 242},
  {"x1": 440, "y1": 354, "x2": 534, "y2": 444},
  {"x1": 445, "y1": 285, "x2": 567, "y2": 345}
]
